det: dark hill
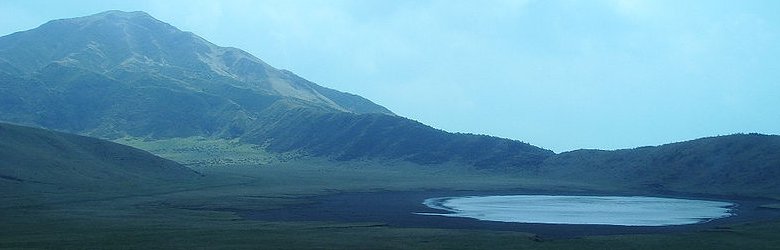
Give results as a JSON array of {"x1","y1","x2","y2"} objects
[
  {"x1": 245, "y1": 109, "x2": 551, "y2": 167},
  {"x1": 540, "y1": 134, "x2": 780, "y2": 197},
  {"x1": 0, "y1": 122, "x2": 200, "y2": 188}
]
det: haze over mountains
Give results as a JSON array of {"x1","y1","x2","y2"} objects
[
  {"x1": 2, "y1": 9, "x2": 780, "y2": 250},
  {"x1": 0, "y1": 10, "x2": 778, "y2": 198}
]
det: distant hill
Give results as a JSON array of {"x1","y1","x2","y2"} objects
[
  {"x1": 0, "y1": 122, "x2": 201, "y2": 188},
  {"x1": 0, "y1": 10, "x2": 553, "y2": 168},
  {"x1": 540, "y1": 134, "x2": 780, "y2": 197}
]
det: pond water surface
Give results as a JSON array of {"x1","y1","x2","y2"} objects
[
  {"x1": 417, "y1": 195, "x2": 734, "y2": 226},
  {"x1": 238, "y1": 190, "x2": 780, "y2": 238}
]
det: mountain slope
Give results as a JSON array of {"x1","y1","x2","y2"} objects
[
  {"x1": 540, "y1": 134, "x2": 780, "y2": 196},
  {"x1": 0, "y1": 11, "x2": 777, "y2": 199},
  {"x1": 0, "y1": 10, "x2": 393, "y2": 116},
  {"x1": 244, "y1": 108, "x2": 552, "y2": 167},
  {"x1": 0, "y1": 10, "x2": 553, "y2": 168},
  {"x1": 0, "y1": 122, "x2": 201, "y2": 188}
]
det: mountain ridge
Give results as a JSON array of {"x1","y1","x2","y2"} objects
[
  {"x1": 3, "y1": 10, "x2": 778, "y2": 181},
  {"x1": 0, "y1": 10, "x2": 553, "y2": 168}
]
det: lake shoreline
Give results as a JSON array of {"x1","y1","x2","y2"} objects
[{"x1": 234, "y1": 189, "x2": 780, "y2": 239}]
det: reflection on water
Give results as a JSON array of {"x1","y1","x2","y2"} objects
[{"x1": 417, "y1": 195, "x2": 735, "y2": 226}]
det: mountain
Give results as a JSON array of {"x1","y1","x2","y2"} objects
[
  {"x1": 0, "y1": 11, "x2": 553, "y2": 167},
  {"x1": 0, "y1": 10, "x2": 778, "y2": 200},
  {"x1": 540, "y1": 134, "x2": 780, "y2": 197},
  {"x1": 0, "y1": 122, "x2": 200, "y2": 188},
  {"x1": 0, "y1": 11, "x2": 392, "y2": 116}
]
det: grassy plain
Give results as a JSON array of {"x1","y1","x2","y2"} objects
[
  {"x1": 115, "y1": 137, "x2": 280, "y2": 167},
  {"x1": 3, "y1": 139, "x2": 780, "y2": 249}
]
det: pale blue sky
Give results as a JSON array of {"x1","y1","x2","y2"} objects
[{"x1": 2, "y1": 0, "x2": 778, "y2": 152}]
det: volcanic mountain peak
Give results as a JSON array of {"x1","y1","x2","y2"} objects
[
  {"x1": 0, "y1": 10, "x2": 393, "y2": 115},
  {"x1": 0, "y1": 10, "x2": 560, "y2": 168}
]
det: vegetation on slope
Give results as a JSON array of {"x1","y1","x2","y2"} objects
[
  {"x1": 0, "y1": 10, "x2": 552, "y2": 169},
  {"x1": 115, "y1": 136, "x2": 283, "y2": 167},
  {"x1": 541, "y1": 134, "x2": 780, "y2": 197},
  {"x1": 246, "y1": 108, "x2": 553, "y2": 167},
  {"x1": 0, "y1": 122, "x2": 200, "y2": 188}
]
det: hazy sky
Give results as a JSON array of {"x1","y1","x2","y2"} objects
[{"x1": 2, "y1": 0, "x2": 778, "y2": 152}]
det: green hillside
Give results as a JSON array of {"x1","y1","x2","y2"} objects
[
  {"x1": 541, "y1": 134, "x2": 780, "y2": 197},
  {"x1": 0, "y1": 10, "x2": 552, "y2": 168},
  {"x1": 245, "y1": 108, "x2": 552, "y2": 167},
  {"x1": 0, "y1": 122, "x2": 201, "y2": 189}
]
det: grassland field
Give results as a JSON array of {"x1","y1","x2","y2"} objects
[{"x1": 2, "y1": 138, "x2": 779, "y2": 249}]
